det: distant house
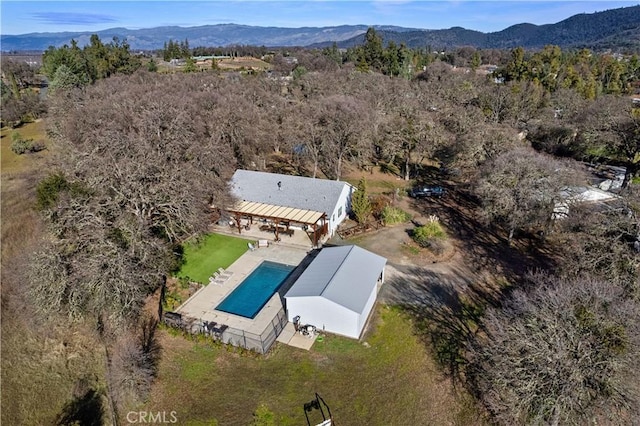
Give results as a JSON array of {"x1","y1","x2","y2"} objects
[
  {"x1": 553, "y1": 186, "x2": 620, "y2": 219},
  {"x1": 230, "y1": 170, "x2": 355, "y2": 237},
  {"x1": 284, "y1": 245, "x2": 387, "y2": 339}
]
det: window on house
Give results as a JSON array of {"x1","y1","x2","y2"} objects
[{"x1": 338, "y1": 206, "x2": 343, "y2": 217}]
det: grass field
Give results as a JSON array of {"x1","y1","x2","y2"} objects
[
  {"x1": 145, "y1": 305, "x2": 481, "y2": 425},
  {"x1": 176, "y1": 233, "x2": 251, "y2": 283},
  {"x1": 0, "y1": 120, "x2": 49, "y2": 175}
]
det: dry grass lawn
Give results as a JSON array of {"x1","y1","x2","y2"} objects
[
  {"x1": 0, "y1": 119, "x2": 49, "y2": 175},
  {"x1": 217, "y1": 56, "x2": 271, "y2": 71},
  {"x1": 1, "y1": 120, "x2": 109, "y2": 425},
  {"x1": 144, "y1": 305, "x2": 481, "y2": 425}
]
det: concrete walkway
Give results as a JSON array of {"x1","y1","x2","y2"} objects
[{"x1": 276, "y1": 322, "x2": 316, "y2": 350}]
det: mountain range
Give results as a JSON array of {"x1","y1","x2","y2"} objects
[{"x1": 1, "y1": 5, "x2": 639, "y2": 52}]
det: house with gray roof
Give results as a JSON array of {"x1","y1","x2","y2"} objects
[
  {"x1": 284, "y1": 245, "x2": 387, "y2": 339},
  {"x1": 230, "y1": 170, "x2": 355, "y2": 236}
]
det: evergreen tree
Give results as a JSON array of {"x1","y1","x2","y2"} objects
[
  {"x1": 323, "y1": 42, "x2": 341, "y2": 65},
  {"x1": 471, "y1": 51, "x2": 481, "y2": 71},
  {"x1": 183, "y1": 57, "x2": 197, "y2": 73},
  {"x1": 147, "y1": 58, "x2": 158, "y2": 72},
  {"x1": 356, "y1": 48, "x2": 369, "y2": 72},
  {"x1": 384, "y1": 41, "x2": 401, "y2": 76},
  {"x1": 363, "y1": 27, "x2": 384, "y2": 71},
  {"x1": 351, "y1": 178, "x2": 372, "y2": 224}
]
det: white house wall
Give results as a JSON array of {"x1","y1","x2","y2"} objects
[
  {"x1": 286, "y1": 296, "x2": 360, "y2": 338},
  {"x1": 327, "y1": 184, "x2": 354, "y2": 236},
  {"x1": 357, "y1": 284, "x2": 378, "y2": 336}
]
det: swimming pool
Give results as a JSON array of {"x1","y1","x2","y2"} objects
[{"x1": 215, "y1": 261, "x2": 295, "y2": 319}]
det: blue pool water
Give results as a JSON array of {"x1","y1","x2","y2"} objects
[{"x1": 215, "y1": 261, "x2": 294, "y2": 319}]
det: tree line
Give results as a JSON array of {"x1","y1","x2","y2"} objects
[{"x1": 42, "y1": 35, "x2": 141, "y2": 90}]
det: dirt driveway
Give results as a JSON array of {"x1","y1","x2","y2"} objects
[
  {"x1": 337, "y1": 168, "x2": 555, "y2": 307},
  {"x1": 330, "y1": 193, "x2": 489, "y2": 306}
]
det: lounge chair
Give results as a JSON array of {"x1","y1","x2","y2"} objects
[
  {"x1": 248, "y1": 242, "x2": 256, "y2": 251},
  {"x1": 258, "y1": 239, "x2": 269, "y2": 248}
]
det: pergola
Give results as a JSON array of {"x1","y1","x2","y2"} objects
[{"x1": 226, "y1": 200, "x2": 328, "y2": 247}]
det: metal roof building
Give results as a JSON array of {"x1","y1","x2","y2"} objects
[{"x1": 285, "y1": 245, "x2": 387, "y2": 339}]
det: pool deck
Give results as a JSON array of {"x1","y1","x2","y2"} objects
[{"x1": 176, "y1": 243, "x2": 310, "y2": 340}]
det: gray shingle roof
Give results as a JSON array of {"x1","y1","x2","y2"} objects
[
  {"x1": 285, "y1": 245, "x2": 387, "y2": 314},
  {"x1": 230, "y1": 170, "x2": 352, "y2": 216}
]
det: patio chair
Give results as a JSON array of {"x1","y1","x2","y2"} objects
[
  {"x1": 258, "y1": 239, "x2": 269, "y2": 248},
  {"x1": 248, "y1": 242, "x2": 256, "y2": 251}
]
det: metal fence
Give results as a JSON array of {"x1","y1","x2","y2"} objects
[{"x1": 162, "y1": 307, "x2": 288, "y2": 354}]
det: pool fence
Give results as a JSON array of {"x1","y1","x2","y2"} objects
[{"x1": 162, "y1": 307, "x2": 288, "y2": 354}]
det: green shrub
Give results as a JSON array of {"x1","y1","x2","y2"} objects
[
  {"x1": 36, "y1": 173, "x2": 69, "y2": 210},
  {"x1": 412, "y1": 222, "x2": 446, "y2": 248},
  {"x1": 381, "y1": 206, "x2": 412, "y2": 225},
  {"x1": 163, "y1": 290, "x2": 183, "y2": 311},
  {"x1": 36, "y1": 173, "x2": 91, "y2": 210},
  {"x1": 178, "y1": 276, "x2": 191, "y2": 289},
  {"x1": 252, "y1": 404, "x2": 276, "y2": 426},
  {"x1": 10, "y1": 131, "x2": 44, "y2": 155}
]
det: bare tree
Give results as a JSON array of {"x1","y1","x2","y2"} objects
[
  {"x1": 469, "y1": 273, "x2": 640, "y2": 425},
  {"x1": 33, "y1": 72, "x2": 236, "y2": 321},
  {"x1": 383, "y1": 104, "x2": 443, "y2": 180},
  {"x1": 577, "y1": 95, "x2": 640, "y2": 187},
  {"x1": 108, "y1": 319, "x2": 161, "y2": 415},
  {"x1": 315, "y1": 94, "x2": 370, "y2": 180},
  {"x1": 557, "y1": 199, "x2": 640, "y2": 296},
  {"x1": 475, "y1": 147, "x2": 582, "y2": 242}
]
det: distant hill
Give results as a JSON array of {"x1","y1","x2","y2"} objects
[
  {"x1": 1, "y1": 5, "x2": 638, "y2": 52},
  {"x1": 0, "y1": 24, "x2": 418, "y2": 51},
  {"x1": 330, "y1": 5, "x2": 640, "y2": 50}
]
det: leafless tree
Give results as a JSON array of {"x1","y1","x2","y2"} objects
[
  {"x1": 315, "y1": 94, "x2": 370, "y2": 180},
  {"x1": 33, "y1": 72, "x2": 236, "y2": 322},
  {"x1": 1, "y1": 58, "x2": 37, "y2": 92},
  {"x1": 475, "y1": 147, "x2": 583, "y2": 242},
  {"x1": 108, "y1": 319, "x2": 161, "y2": 414},
  {"x1": 383, "y1": 103, "x2": 444, "y2": 180},
  {"x1": 469, "y1": 273, "x2": 640, "y2": 425},
  {"x1": 557, "y1": 200, "x2": 640, "y2": 296},
  {"x1": 577, "y1": 95, "x2": 640, "y2": 187}
]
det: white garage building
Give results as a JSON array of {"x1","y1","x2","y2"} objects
[{"x1": 285, "y1": 245, "x2": 387, "y2": 339}]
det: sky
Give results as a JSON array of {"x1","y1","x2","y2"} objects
[{"x1": 1, "y1": 1, "x2": 638, "y2": 35}]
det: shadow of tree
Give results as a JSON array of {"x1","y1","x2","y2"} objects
[
  {"x1": 410, "y1": 186, "x2": 559, "y2": 281},
  {"x1": 381, "y1": 264, "x2": 503, "y2": 388},
  {"x1": 56, "y1": 381, "x2": 104, "y2": 426},
  {"x1": 140, "y1": 317, "x2": 162, "y2": 377}
]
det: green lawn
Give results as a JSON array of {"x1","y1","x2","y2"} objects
[
  {"x1": 176, "y1": 233, "x2": 251, "y2": 284},
  {"x1": 145, "y1": 306, "x2": 482, "y2": 425}
]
